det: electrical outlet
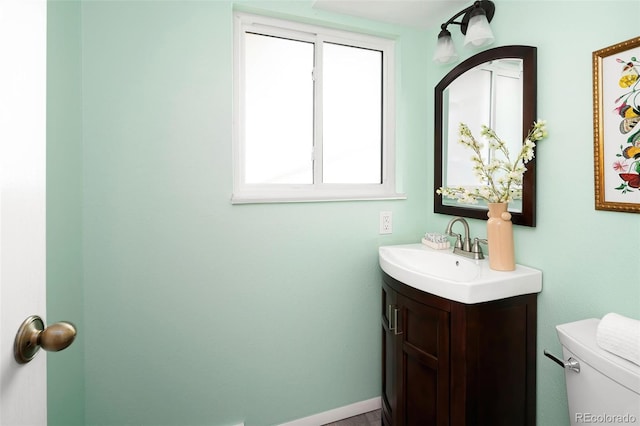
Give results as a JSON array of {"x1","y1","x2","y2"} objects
[{"x1": 380, "y1": 211, "x2": 392, "y2": 234}]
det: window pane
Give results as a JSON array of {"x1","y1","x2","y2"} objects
[
  {"x1": 494, "y1": 70, "x2": 523, "y2": 160},
  {"x1": 445, "y1": 68, "x2": 491, "y2": 187},
  {"x1": 244, "y1": 33, "x2": 314, "y2": 184},
  {"x1": 322, "y1": 43, "x2": 382, "y2": 184}
]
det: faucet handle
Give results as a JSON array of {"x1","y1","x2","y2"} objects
[
  {"x1": 449, "y1": 233, "x2": 463, "y2": 249},
  {"x1": 471, "y1": 238, "x2": 488, "y2": 256}
]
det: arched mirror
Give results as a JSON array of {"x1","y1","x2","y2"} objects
[{"x1": 434, "y1": 45, "x2": 537, "y2": 226}]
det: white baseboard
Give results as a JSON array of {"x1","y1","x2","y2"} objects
[{"x1": 278, "y1": 397, "x2": 382, "y2": 426}]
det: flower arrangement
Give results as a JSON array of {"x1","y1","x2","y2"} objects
[{"x1": 437, "y1": 120, "x2": 548, "y2": 204}]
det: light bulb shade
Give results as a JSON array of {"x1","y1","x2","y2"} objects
[
  {"x1": 463, "y1": 11, "x2": 494, "y2": 47},
  {"x1": 433, "y1": 31, "x2": 458, "y2": 64}
]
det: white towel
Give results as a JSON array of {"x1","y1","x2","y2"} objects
[{"x1": 596, "y1": 313, "x2": 640, "y2": 366}]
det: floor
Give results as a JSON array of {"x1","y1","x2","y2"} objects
[{"x1": 322, "y1": 410, "x2": 381, "y2": 426}]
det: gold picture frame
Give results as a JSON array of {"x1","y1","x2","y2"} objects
[{"x1": 593, "y1": 36, "x2": 640, "y2": 213}]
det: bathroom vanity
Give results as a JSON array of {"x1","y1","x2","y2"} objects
[
  {"x1": 381, "y1": 273, "x2": 537, "y2": 426},
  {"x1": 379, "y1": 244, "x2": 541, "y2": 426}
]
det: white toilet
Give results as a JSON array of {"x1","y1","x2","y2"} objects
[{"x1": 556, "y1": 318, "x2": 640, "y2": 426}]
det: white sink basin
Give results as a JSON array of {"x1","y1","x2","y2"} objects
[{"x1": 379, "y1": 243, "x2": 542, "y2": 304}]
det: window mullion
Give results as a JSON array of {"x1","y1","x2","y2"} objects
[{"x1": 313, "y1": 36, "x2": 324, "y2": 187}]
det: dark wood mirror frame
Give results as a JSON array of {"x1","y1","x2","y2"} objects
[{"x1": 434, "y1": 45, "x2": 538, "y2": 226}]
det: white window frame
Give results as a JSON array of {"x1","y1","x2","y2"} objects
[{"x1": 232, "y1": 12, "x2": 404, "y2": 204}]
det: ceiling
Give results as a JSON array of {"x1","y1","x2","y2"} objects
[{"x1": 312, "y1": 0, "x2": 468, "y2": 30}]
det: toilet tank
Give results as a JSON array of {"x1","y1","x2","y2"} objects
[{"x1": 556, "y1": 318, "x2": 640, "y2": 426}]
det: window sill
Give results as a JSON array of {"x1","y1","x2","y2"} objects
[{"x1": 231, "y1": 191, "x2": 407, "y2": 205}]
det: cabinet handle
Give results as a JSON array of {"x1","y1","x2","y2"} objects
[
  {"x1": 387, "y1": 304, "x2": 393, "y2": 330},
  {"x1": 393, "y1": 308, "x2": 403, "y2": 335}
]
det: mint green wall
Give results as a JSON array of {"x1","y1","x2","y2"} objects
[
  {"x1": 46, "y1": 1, "x2": 640, "y2": 425},
  {"x1": 47, "y1": 1, "x2": 85, "y2": 425},
  {"x1": 78, "y1": 2, "x2": 425, "y2": 425},
  {"x1": 424, "y1": 2, "x2": 640, "y2": 425}
]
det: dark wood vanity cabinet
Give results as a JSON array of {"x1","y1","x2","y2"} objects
[{"x1": 381, "y1": 272, "x2": 537, "y2": 426}]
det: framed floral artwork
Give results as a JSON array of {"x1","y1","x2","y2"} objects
[{"x1": 593, "y1": 36, "x2": 640, "y2": 213}]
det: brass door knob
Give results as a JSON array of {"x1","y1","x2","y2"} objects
[{"x1": 14, "y1": 315, "x2": 77, "y2": 364}]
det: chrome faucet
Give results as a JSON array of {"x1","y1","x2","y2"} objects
[
  {"x1": 445, "y1": 217, "x2": 485, "y2": 260},
  {"x1": 445, "y1": 217, "x2": 471, "y2": 251}
]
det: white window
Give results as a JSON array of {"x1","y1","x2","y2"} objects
[{"x1": 232, "y1": 12, "x2": 402, "y2": 203}]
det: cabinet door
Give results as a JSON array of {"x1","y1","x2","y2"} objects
[
  {"x1": 398, "y1": 294, "x2": 450, "y2": 426},
  {"x1": 461, "y1": 296, "x2": 537, "y2": 426},
  {"x1": 381, "y1": 283, "x2": 400, "y2": 425}
]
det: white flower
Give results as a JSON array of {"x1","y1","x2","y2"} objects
[
  {"x1": 459, "y1": 193, "x2": 478, "y2": 204},
  {"x1": 479, "y1": 186, "x2": 493, "y2": 198}
]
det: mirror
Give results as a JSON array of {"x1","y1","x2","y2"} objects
[{"x1": 434, "y1": 45, "x2": 537, "y2": 226}]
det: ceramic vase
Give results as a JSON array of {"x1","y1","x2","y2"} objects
[{"x1": 486, "y1": 203, "x2": 515, "y2": 271}]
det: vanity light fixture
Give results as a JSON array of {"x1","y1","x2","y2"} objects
[{"x1": 433, "y1": 0, "x2": 496, "y2": 64}]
